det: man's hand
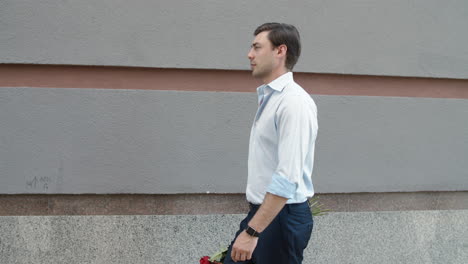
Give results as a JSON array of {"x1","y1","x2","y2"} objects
[
  {"x1": 231, "y1": 230, "x2": 258, "y2": 262},
  {"x1": 230, "y1": 193, "x2": 287, "y2": 262}
]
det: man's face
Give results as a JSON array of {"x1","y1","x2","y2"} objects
[{"x1": 247, "y1": 31, "x2": 278, "y2": 80}]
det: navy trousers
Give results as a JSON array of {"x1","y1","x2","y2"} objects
[{"x1": 223, "y1": 201, "x2": 313, "y2": 264}]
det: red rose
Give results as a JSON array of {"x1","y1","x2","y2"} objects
[{"x1": 200, "y1": 256, "x2": 211, "y2": 264}]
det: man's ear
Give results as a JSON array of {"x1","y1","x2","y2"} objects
[{"x1": 277, "y1": 44, "x2": 287, "y2": 57}]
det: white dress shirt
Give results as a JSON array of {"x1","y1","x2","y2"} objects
[{"x1": 246, "y1": 72, "x2": 318, "y2": 204}]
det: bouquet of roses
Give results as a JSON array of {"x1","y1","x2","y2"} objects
[{"x1": 199, "y1": 246, "x2": 228, "y2": 264}]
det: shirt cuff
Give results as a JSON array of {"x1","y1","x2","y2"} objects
[{"x1": 266, "y1": 173, "x2": 297, "y2": 199}]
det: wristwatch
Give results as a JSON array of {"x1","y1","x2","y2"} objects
[{"x1": 245, "y1": 225, "x2": 260, "y2": 237}]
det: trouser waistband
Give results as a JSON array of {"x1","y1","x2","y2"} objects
[{"x1": 249, "y1": 200, "x2": 311, "y2": 210}]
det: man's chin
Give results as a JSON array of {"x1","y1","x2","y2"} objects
[{"x1": 251, "y1": 70, "x2": 263, "y2": 79}]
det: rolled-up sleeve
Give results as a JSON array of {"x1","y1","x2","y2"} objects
[{"x1": 266, "y1": 95, "x2": 311, "y2": 199}]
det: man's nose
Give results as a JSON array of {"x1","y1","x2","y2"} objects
[{"x1": 247, "y1": 49, "x2": 254, "y2": 60}]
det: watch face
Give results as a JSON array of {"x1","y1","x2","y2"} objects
[{"x1": 246, "y1": 226, "x2": 259, "y2": 237}]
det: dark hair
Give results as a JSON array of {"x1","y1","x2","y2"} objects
[{"x1": 254, "y1": 22, "x2": 301, "y2": 70}]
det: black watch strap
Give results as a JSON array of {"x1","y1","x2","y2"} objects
[{"x1": 245, "y1": 225, "x2": 260, "y2": 237}]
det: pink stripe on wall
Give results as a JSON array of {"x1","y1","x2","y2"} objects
[{"x1": 1, "y1": 64, "x2": 467, "y2": 98}]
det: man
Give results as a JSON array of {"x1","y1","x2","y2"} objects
[{"x1": 224, "y1": 23, "x2": 318, "y2": 264}]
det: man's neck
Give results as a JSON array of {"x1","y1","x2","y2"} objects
[{"x1": 262, "y1": 68, "x2": 289, "y2": 84}]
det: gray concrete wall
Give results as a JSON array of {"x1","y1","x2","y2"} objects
[
  {"x1": 1, "y1": 210, "x2": 467, "y2": 263},
  {"x1": 1, "y1": 87, "x2": 466, "y2": 194},
  {"x1": 1, "y1": 0, "x2": 468, "y2": 79}
]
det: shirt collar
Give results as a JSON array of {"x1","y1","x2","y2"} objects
[{"x1": 267, "y1": 71, "x2": 293, "y2": 92}]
